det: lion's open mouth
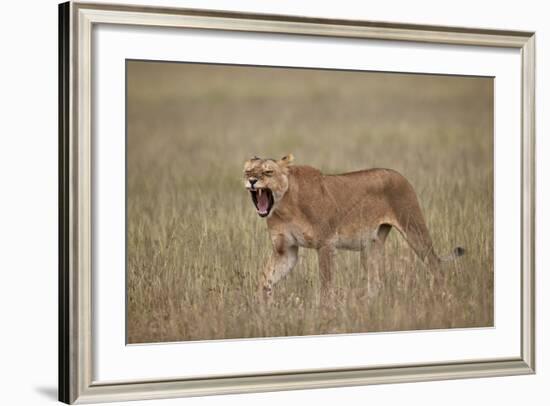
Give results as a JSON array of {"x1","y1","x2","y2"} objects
[{"x1": 249, "y1": 188, "x2": 274, "y2": 217}]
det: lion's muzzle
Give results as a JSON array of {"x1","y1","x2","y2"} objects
[{"x1": 248, "y1": 187, "x2": 274, "y2": 217}]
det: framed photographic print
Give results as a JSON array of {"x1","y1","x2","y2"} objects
[{"x1": 59, "y1": 1, "x2": 535, "y2": 404}]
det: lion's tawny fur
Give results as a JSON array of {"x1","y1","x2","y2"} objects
[{"x1": 243, "y1": 155, "x2": 464, "y2": 300}]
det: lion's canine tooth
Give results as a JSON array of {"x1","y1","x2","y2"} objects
[{"x1": 259, "y1": 189, "x2": 262, "y2": 196}]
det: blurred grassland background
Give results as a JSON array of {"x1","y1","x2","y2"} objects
[{"x1": 127, "y1": 61, "x2": 493, "y2": 344}]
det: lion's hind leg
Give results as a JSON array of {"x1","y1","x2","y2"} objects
[
  {"x1": 361, "y1": 224, "x2": 392, "y2": 298},
  {"x1": 391, "y1": 205, "x2": 440, "y2": 268},
  {"x1": 317, "y1": 245, "x2": 336, "y2": 299},
  {"x1": 390, "y1": 210, "x2": 447, "y2": 290}
]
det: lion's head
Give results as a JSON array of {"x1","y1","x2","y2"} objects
[{"x1": 243, "y1": 154, "x2": 294, "y2": 218}]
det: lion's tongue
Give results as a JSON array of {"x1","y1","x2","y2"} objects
[{"x1": 257, "y1": 191, "x2": 269, "y2": 213}]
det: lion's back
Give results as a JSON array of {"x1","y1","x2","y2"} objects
[
  {"x1": 287, "y1": 165, "x2": 412, "y2": 199},
  {"x1": 327, "y1": 167, "x2": 412, "y2": 195}
]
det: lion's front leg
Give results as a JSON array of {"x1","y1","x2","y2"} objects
[{"x1": 259, "y1": 244, "x2": 298, "y2": 303}]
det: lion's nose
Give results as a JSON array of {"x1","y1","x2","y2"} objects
[{"x1": 249, "y1": 179, "x2": 258, "y2": 188}]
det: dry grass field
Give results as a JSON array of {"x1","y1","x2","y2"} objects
[{"x1": 126, "y1": 61, "x2": 493, "y2": 344}]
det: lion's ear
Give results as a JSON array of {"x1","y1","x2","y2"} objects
[{"x1": 278, "y1": 154, "x2": 294, "y2": 167}]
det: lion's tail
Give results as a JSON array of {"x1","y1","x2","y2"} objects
[{"x1": 438, "y1": 246, "x2": 466, "y2": 262}]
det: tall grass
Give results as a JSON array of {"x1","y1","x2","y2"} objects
[{"x1": 127, "y1": 62, "x2": 493, "y2": 343}]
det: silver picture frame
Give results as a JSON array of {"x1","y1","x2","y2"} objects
[{"x1": 58, "y1": 1, "x2": 535, "y2": 403}]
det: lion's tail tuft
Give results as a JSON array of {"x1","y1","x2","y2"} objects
[
  {"x1": 453, "y1": 246, "x2": 465, "y2": 257},
  {"x1": 439, "y1": 246, "x2": 466, "y2": 262}
]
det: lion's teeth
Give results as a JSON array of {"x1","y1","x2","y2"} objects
[{"x1": 259, "y1": 189, "x2": 262, "y2": 196}]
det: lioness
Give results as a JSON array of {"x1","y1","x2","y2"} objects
[{"x1": 243, "y1": 154, "x2": 464, "y2": 300}]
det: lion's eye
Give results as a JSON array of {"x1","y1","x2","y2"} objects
[{"x1": 264, "y1": 171, "x2": 274, "y2": 176}]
